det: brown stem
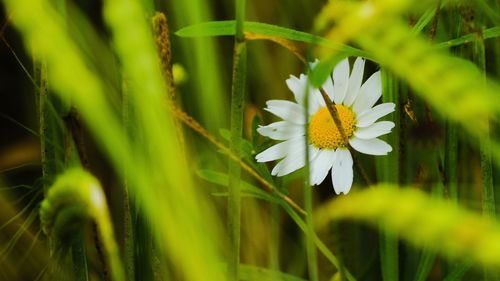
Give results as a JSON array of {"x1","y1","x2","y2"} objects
[
  {"x1": 318, "y1": 88, "x2": 348, "y2": 144},
  {"x1": 153, "y1": 12, "x2": 186, "y2": 153}
]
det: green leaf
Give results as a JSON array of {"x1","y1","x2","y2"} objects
[
  {"x1": 197, "y1": 169, "x2": 278, "y2": 203},
  {"x1": 219, "y1": 128, "x2": 254, "y2": 158}
]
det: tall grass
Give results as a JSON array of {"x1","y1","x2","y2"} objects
[{"x1": 0, "y1": 0, "x2": 499, "y2": 281}]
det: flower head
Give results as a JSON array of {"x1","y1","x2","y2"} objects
[{"x1": 255, "y1": 58, "x2": 395, "y2": 194}]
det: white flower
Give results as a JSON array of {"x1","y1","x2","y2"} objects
[{"x1": 255, "y1": 58, "x2": 395, "y2": 194}]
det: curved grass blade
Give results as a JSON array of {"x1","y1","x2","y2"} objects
[
  {"x1": 176, "y1": 20, "x2": 367, "y2": 58},
  {"x1": 434, "y1": 26, "x2": 500, "y2": 49}
]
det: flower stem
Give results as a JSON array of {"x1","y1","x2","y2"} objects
[
  {"x1": 319, "y1": 88, "x2": 348, "y2": 143},
  {"x1": 121, "y1": 78, "x2": 135, "y2": 280}
]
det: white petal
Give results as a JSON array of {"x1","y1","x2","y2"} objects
[
  {"x1": 265, "y1": 100, "x2": 305, "y2": 124},
  {"x1": 322, "y1": 76, "x2": 335, "y2": 102},
  {"x1": 331, "y1": 148, "x2": 353, "y2": 194},
  {"x1": 309, "y1": 59, "x2": 320, "y2": 69},
  {"x1": 286, "y1": 74, "x2": 324, "y2": 114},
  {"x1": 272, "y1": 145, "x2": 319, "y2": 177},
  {"x1": 255, "y1": 137, "x2": 304, "y2": 162},
  {"x1": 308, "y1": 89, "x2": 325, "y2": 114},
  {"x1": 310, "y1": 149, "x2": 336, "y2": 186},
  {"x1": 332, "y1": 58, "x2": 350, "y2": 105},
  {"x1": 286, "y1": 75, "x2": 307, "y2": 105},
  {"x1": 354, "y1": 121, "x2": 395, "y2": 139},
  {"x1": 356, "y1": 103, "x2": 395, "y2": 127},
  {"x1": 271, "y1": 149, "x2": 304, "y2": 176},
  {"x1": 343, "y1": 57, "x2": 365, "y2": 106},
  {"x1": 352, "y1": 71, "x2": 382, "y2": 114},
  {"x1": 257, "y1": 121, "x2": 304, "y2": 140},
  {"x1": 349, "y1": 137, "x2": 392, "y2": 155}
]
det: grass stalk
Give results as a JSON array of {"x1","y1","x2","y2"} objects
[
  {"x1": 121, "y1": 79, "x2": 135, "y2": 280},
  {"x1": 269, "y1": 204, "x2": 281, "y2": 271},
  {"x1": 228, "y1": 0, "x2": 246, "y2": 279},
  {"x1": 412, "y1": 8, "x2": 444, "y2": 280},
  {"x1": 445, "y1": 122, "x2": 458, "y2": 202},
  {"x1": 378, "y1": 70, "x2": 400, "y2": 281},
  {"x1": 36, "y1": 59, "x2": 53, "y2": 194},
  {"x1": 64, "y1": 112, "x2": 93, "y2": 281},
  {"x1": 168, "y1": 0, "x2": 227, "y2": 131},
  {"x1": 152, "y1": 12, "x2": 185, "y2": 152},
  {"x1": 474, "y1": 24, "x2": 495, "y2": 219},
  {"x1": 71, "y1": 231, "x2": 89, "y2": 281},
  {"x1": 34, "y1": 56, "x2": 61, "y2": 278},
  {"x1": 304, "y1": 84, "x2": 318, "y2": 281},
  {"x1": 473, "y1": 20, "x2": 497, "y2": 281},
  {"x1": 459, "y1": 3, "x2": 498, "y2": 278}
]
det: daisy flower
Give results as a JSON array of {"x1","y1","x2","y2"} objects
[{"x1": 255, "y1": 58, "x2": 395, "y2": 194}]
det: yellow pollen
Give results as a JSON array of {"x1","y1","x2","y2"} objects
[{"x1": 309, "y1": 105, "x2": 356, "y2": 149}]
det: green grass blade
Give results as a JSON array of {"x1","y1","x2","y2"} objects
[
  {"x1": 71, "y1": 231, "x2": 89, "y2": 281},
  {"x1": 239, "y1": 264, "x2": 307, "y2": 281},
  {"x1": 413, "y1": 249, "x2": 437, "y2": 281},
  {"x1": 198, "y1": 169, "x2": 278, "y2": 202},
  {"x1": 377, "y1": 70, "x2": 400, "y2": 281},
  {"x1": 471, "y1": 20, "x2": 498, "y2": 281},
  {"x1": 434, "y1": 26, "x2": 500, "y2": 49},
  {"x1": 281, "y1": 203, "x2": 357, "y2": 281},
  {"x1": 168, "y1": 0, "x2": 227, "y2": 132},
  {"x1": 443, "y1": 262, "x2": 473, "y2": 281},
  {"x1": 176, "y1": 20, "x2": 367, "y2": 58},
  {"x1": 412, "y1": 8, "x2": 437, "y2": 34}
]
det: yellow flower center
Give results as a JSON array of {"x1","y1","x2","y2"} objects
[{"x1": 309, "y1": 105, "x2": 356, "y2": 149}]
